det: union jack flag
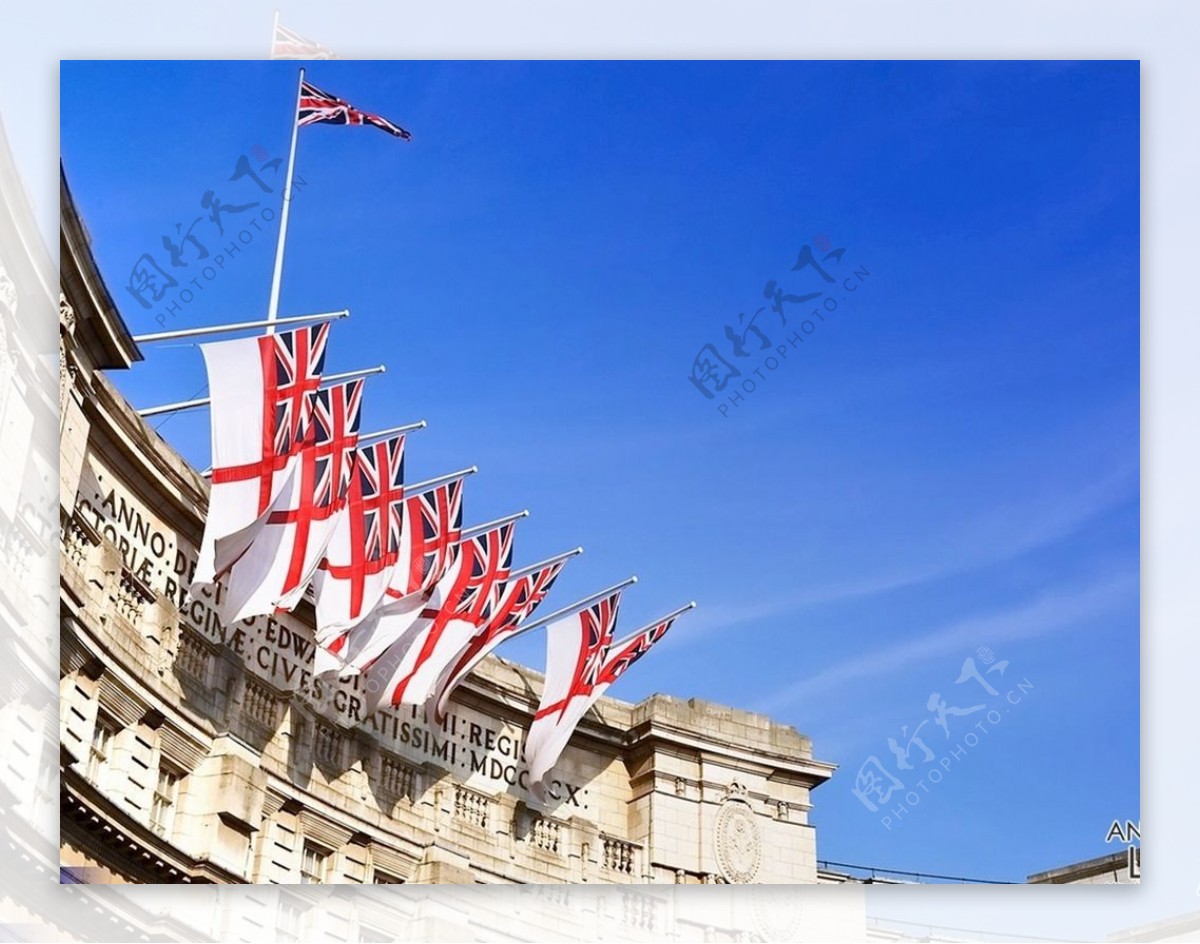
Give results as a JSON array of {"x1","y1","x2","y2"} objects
[
  {"x1": 390, "y1": 478, "x2": 464, "y2": 598},
  {"x1": 357, "y1": 436, "x2": 407, "y2": 567},
  {"x1": 430, "y1": 557, "x2": 567, "y2": 722},
  {"x1": 454, "y1": 521, "x2": 516, "y2": 625},
  {"x1": 266, "y1": 379, "x2": 362, "y2": 599},
  {"x1": 316, "y1": 476, "x2": 464, "y2": 664},
  {"x1": 271, "y1": 21, "x2": 336, "y2": 59},
  {"x1": 596, "y1": 617, "x2": 676, "y2": 687},
  {"x1": 270, "y1": 323, "x2": 330, "y2": 461},
  {"x1": 533, "y1": 591, "x2": 621, "y2": 724},
  {"x1": 494, "y1": 560, "x2": 566, "y2": 636},
  {"x1": 319, "y1": 434, "x2": 407, "y2": 620},
  {"x1": 298, "y1": 80, "x2": 412, "y2": 140},
  {"x1": 383, "y1": 522, "x2": 516, "y2": 707},
  {"x1": 308, "y1": 379, "x2": 363, "y2": 514},
  {"x1": 211, "y1": 322, "x2": 330, "y2": 514},
  {"x1": 524, "y1": 595, "x2": 689, "y2": 795}
]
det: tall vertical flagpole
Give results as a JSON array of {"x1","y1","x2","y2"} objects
[{"x1": 266, "y1": 67, "x2": 305, "y2": 334}]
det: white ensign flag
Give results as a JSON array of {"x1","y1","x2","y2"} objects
[{"x1": 191, "y1": 323, "x2": 330, "y2": 591}]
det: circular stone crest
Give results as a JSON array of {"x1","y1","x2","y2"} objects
[
  {"x1": 750, "y1": 885, "x2": 804, "y2": 941},
  {"x1": 714, "y1": 799, "x2": 762, "y2": 883}
]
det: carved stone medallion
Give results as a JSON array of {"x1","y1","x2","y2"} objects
[
  {"x1": 714, "y1": 797, "x2": 761, "y2": 883},
  {"x1": 750, "y1": 885, "x2": 804, "y2": 941}
]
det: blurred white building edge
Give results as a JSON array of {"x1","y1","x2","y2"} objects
[{"x1": 0, "y1": 66, "x2": 1170, "y2": 942}]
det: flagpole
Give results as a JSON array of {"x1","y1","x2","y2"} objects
[
  {"x1": 430, "y1": 572, "x2": 638, "y2": 723},
  {"x1": 509, "y1": 575, "x2": 639, "y2": 638},
  {"x1": 509, "y1": 547, "x2": 583, "y2": 580},
  {"x1": 404, "y1": 466, "x2": 478, "y2": 494},
  {"x1": 460, "y1": 510, "x2": 529, "y2": 540},
  {"x1": 266, "y1": 66, "x2": 305, "y2": 334},
  {"x1": 609, "y1": 601, "x2": 697, "y2": 648},
  {"x1": 132, "y1": 309, "x2": 348, "y2": 344},
  {"x1": 136, "y1": 364, "x2": 386, "y2": 418},
  {"x1": 198, "y1": 417, "x2": 427, "y2": 476},
  {"x1": 357, "y1": 420, "x2": 428, "y2": 443}
]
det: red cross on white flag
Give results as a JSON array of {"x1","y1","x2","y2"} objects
[
  {"x1": 216, "y1": 380, "x2": 363, "y2": 625},
  {"x1": 313, "y1": 477, "x2": 464, "y2": 676},
  {"x1": 360, "y1": 522, "x2": 515, "y2": 713},
  {"x1": 192, "y1": 323, "x2": 330, "y2": 591},
  {"x1": 525, "y1": 596, "x2": 688, "y2": 801},
  {"x1": 426, "y1": 557, "x2": 567, "y2": 724},
  {"x1": 311, "y1": 433, "x2": 408, "y2": 636}
]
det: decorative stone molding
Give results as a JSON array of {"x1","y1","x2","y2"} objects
[{"x1": 59, "y1": 292, "x2": 78, "y2": 413}]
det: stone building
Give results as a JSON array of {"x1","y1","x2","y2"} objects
[
  {"x1": 1026, "y1": 848, "x2": 1140, "y2": 885},
  {"x1": 57, "y1": 168, "x2": 837, "y2": 887}
]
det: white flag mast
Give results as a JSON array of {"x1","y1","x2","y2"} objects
[
  {"x1": 461, "y1": 509, "x2": 529, "y2": 540},
  {"x1": 613, "y1": 601, "x2": 697, "y2": 647},
  {"x1": 509, "y1": 546, "x2": 583, "y2": 580},
  {"x1": 198, "y1": 418, "x2": 427, "y2": 478},
  {"x1": 266, "y1": 67, "x2": 306, "y2": 334},
  {"x1": 137, "y1": 364, "x2": 386, "y2": 418},
  {"x1": 515, "y1": 575, "x2": 640, "y2": 639},
  {"x1": 132, "y1": 308, "x2": 347, "y2": 345}
]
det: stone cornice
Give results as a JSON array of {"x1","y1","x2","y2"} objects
[{"x1": 59, "y1": 167, "x2": 142, "y2": 371}]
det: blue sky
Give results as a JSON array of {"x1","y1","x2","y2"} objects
[{"x1": 61, "y1": 60, "x2": 1139, "y2": 882}]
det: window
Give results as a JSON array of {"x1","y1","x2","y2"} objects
[
  {"x1": 300, "y1": 842, "x2": 331, "y2": 884},
  {"x1": 150, "y1": 764, "x2": 181, "y2": 835},
  {"x1": 277, "y1": 900, "x2": 304, "y2": 943},
  {"x1": 87, "y1": 713, "x2": 118, "y2": 783},
  {"x1": 372, "y1": 870, "x2": 403, "y2": 884}
]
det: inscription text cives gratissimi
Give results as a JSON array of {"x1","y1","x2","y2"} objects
[{"x1": 70, "y1": 461, "x2": 590, "y2": 808}]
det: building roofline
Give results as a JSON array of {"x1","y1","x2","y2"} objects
[{"x1": 60, "y1": 163, "x2": 142, "y2": 369}]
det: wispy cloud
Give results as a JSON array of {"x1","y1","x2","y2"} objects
[
  {"x1": 753, "y1": 567, "x2": 1137, "y2": 716},
  {"x1": 679, "y1": 459, "x2": 1137, "y2": 643}
]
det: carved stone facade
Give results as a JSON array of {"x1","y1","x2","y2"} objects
[{"x1": 57, "y1": 170, "x2": 835, "y2": 885}]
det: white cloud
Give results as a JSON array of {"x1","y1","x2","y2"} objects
[{"x1": 754, "y1": 568, "x2": 1138, "y2": 716}]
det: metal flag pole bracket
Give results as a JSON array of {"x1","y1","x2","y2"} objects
[
  {"x1": 131, "y1": 309, "x2": 349, "y2": 344},
  {"x1": 136, "y1": 364, "x2": 387, "y2": 418}
]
